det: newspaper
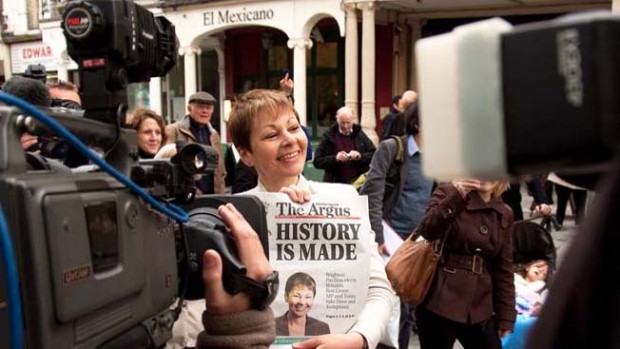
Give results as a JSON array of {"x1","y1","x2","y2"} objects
[
  {"x1": 382, "y1": 221, "x2": 405, "y2": 263},
  {"x1": 251, "y1": 192, "x2": 372, "y2": 347}
]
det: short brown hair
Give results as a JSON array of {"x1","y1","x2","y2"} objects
[
  {"x1": 284, "y1": 272, "x2": 317, "y2": 297},
  {"x1": 228, "y1": 89, "x2": 294, "y2": 152},
  {"x1": 127, "y1": 108, "x2": 167, "y2": 144}
]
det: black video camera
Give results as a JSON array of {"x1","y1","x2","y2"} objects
[
  {"x1": 23, "y1": 64, "x2": 47, "y2": 84},
  {"x1": 0, "y1": 0, "x2": 269, "y2": 348}
]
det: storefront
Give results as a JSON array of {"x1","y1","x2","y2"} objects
[
  {"x1": 160, "y1": 0, "x2": 346, "y2": 140},
  {"x1": 13, "y1": 22, "x2": 78, "y2": 83},
  {"x1": 32, "y1": 0, "x2": 610, "y2": 143}
]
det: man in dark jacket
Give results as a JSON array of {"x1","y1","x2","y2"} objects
[
  {"x1": 165, "y1": 91, "x2": 226, "y2": 194},
  {"x1": 383, "y1": 90, "x2": 417, "y2": 139},
  {"x1": 313, "y1": 106, "x2": 376, "y2": 184}
]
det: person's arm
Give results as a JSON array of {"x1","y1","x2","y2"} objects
[
  {"x1": 380, "y1": 115, "x2": 392, "y2": 141},
  {"x1": 232, "y1": 162, "x2": 258, "y2": 194},
  {"x1": 491, "y1": 214, "x2": 517, "y2": 333},
  {"x1": 164, "y1": 124, "x2": 176, "y2": 145},
  {"x1": 359, "y1": 139, "x2": 397, "y2": 245},
  {"x1": 312, "y1": 134, "x2": 338, "y2": 170},
  {"x1": 302, "y1": 125, "x2": 313, "y2": 161},
  {"x1": 416, "y1": 183, "x2": 469, "y2": 241},
  {"x1": 356, "y1": 132, "x2": 377, "y2": 167},
  {"x1": 526, "y1": 178, "x2": 552, "y2": 215},
  {"x1": 526, "y1": 178, "x2": 549, "y2": 204},
  {"x1": 195, "y1": 204, "x2": 276, "y2": 349}
]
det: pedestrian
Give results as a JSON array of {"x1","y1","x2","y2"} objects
[
  {"x1": 230, "y1": 89, "x2": 397, "y2": 349},
  {"x1": 502, "y1": 179, "x2": 551, "y2": 221},
  {"x1": 383, "y1": 90, "x2": 417, "y2": 138},
  {"x1": 361, "y1": 101, "x2": 434, "y2": 349},
  {"x1": 381, "y1": 95, "x2": 401, "y2": 141},
  {"x1": 165, "y1": 91, "x2": 226, "y2": 194},
  {"x1": 415, "y1": 179, "x2": 516, "y2": 349},
  {"x1": 127, "y1": 108, "x2": 166, "y2": 159},
  {"x1": 313, "y1": 106, "x2": 376, "y2": 184}
]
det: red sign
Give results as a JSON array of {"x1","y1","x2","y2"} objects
[{"x1": 21, "y1": 45, "x2": 52, "y2": 59}]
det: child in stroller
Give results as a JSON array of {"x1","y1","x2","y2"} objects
[
  {"x1": 502, "y1": 221, "x2": 556, "y2": 349},
  {"x1": 514, "y1": 260, "x2": 549, "y2": 317}
]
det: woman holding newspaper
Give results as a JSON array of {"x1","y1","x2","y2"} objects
[
  {"x1": 414, "y1": 180, "x2": 516, "y2": 349},
  {"x1": 229, "y1": 89, "x2": 397, "y2": 349}
]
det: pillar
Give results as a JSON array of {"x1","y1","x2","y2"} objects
[
  {"x1": 179, "y1": 45, "x2": 200, "y2": 105},
  {"x1": 149, "y1": 77, "x2": 162, "y2": 115},
  {"x1": 215, "y1": 40, "x2": 227, "y2": 142},
  {"x1": 344, "y1": 3, "x2": 359, "y2": 117},
  {"x1": 359, "y1": 1, "x2": 378, "y2": 143},
  {"x1": 409, "y1": 18, "x2": 423, "y2": 91},
  {"x1": 287, "y1": 38, "x2": 313, "y2": 126}
]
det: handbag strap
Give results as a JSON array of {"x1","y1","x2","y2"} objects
[{"x1": 411, "y1": 226, "x2": 450, "y2": 255}]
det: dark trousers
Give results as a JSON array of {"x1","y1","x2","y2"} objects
[
  {"x1": 398, "y1": 300, "x2": 417, "y2": 349},
  {"x1": 555, "y1": 185, "x2": 587, "y2": 226},
  {"x1": 415, "y1": 307, "x2": 501, "y2": 349}
]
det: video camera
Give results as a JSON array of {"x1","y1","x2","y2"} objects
[
  {"x1": 23, "y1": 64, "x2": 47, "y2": 84},
  {"x1": 417, "y1": 11, "x2": 620, "y2": 185},
  {"x1": 0, "y1": 0, "x2": 269, "y2": 348}
]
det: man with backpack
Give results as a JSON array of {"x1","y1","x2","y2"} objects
[{"x1": 360, "y1": 101, "x2": 434, "y2": 349}]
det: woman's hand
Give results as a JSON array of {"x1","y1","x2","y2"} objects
[
  {"x1": 20, "y1": 133, "x2": 39, "y2": 151},
  {"x1": 451, "y1": 179, "x2": 481, "y2": 198},
  {"x1": 279, "y1": 73, "x2": 294, "y2": 95},
  {"x1": 279, "y1": 183, "x2": 311, "y2": 204},
  {"x1": 498, "y1": 328, "x2": 512, "y2": 338},
  {"x1": 293, "y1": 332, "x2": 365, "y2": 349},
  {"x1": 202, "y1": 203, "x2": 274, "y2": 315},
  {"x1": 378, "y1": 243, "x2": 390, "y2": 257},
  {"x1": 534, "y1": 203, "x2": 552, "y2": 216}
]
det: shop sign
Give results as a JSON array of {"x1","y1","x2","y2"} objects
[
  {"x1": 10, "y1": 41, "x2": 77, "y2": 73},
  {"x1": 203, "y1": 7, "x2": 274, "y2": 26}
]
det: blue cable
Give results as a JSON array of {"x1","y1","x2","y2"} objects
[
  {"x1": 0, "y1": 92, "x2": 189, "y2": 222},
  {"x1": 0, "y1": 203, "x2": 23, "y2": 349}
]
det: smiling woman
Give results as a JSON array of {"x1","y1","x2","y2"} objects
[
  {"x1": 127, "y1": 108, "x2": 167, "y2": 159},
  {"x1": 227, "y1": 89, "x2": 397, "y2": 349}
]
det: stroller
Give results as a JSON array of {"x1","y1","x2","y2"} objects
[
  {"x1": 512, "y1": 218, "x2": 557, "y2": 280},
  {"x1": 502, "y1": 218, "x2": 558, "y2": 349}
]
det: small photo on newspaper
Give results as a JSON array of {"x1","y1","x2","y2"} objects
[{"x1": 251, "y1": 193, "x2": 372, "y2": 347}]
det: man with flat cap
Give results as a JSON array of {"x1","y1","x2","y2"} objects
[{"x1": 165, "y1": 91, "x2": 226, "y2": 194}]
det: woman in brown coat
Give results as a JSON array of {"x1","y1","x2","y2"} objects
[{"x1": 415, "y1": 179, "x2": 516, "y2": 349}]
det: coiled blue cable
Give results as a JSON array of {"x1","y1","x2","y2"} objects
[{"x1": 0, "y1": 92, "x2": 191, "y2": 349}]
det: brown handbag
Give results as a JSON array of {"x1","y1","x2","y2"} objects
[{"x1": 385, "y1": 231, "x2": 448, "y2": 305}]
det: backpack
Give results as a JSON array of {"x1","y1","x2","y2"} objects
[{"x1": 352, "y1": 136, "x2": 406, "y2": 211}]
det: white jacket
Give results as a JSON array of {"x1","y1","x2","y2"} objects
[{"x1": 246, "y1": 175, "x2": 398, "y2": 349}]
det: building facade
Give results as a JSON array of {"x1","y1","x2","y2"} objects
[{"x1": 0, "y1": 0, "x2": 613, "y2": 143}]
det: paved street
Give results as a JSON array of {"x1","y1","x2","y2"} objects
[{"x1": 406, "y1": 188, "x2": 585, "y2": 349}]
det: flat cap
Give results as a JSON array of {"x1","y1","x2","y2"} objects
[{"x1": 189, "y1": 91, "x2": 216, "y2": 104}]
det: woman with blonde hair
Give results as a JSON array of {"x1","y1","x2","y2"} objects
[{"x1": 414, "y1": 179, "x2": 516, "y2": 349}]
